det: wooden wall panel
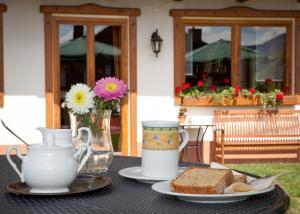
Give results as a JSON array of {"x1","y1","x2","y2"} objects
[{"x1": 0, "y1": 4, "x2": 7, "y2": 107}]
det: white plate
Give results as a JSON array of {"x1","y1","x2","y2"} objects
[
  {"x1": 151, "y1": 181, "x2": 275, "y2": 203},
  {"x1": 118, "y1": 167, "x2": 186, "y2": 184}
]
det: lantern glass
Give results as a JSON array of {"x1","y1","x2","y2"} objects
[{"x1": 151, "y1": 29, "x2": 163, "y2": 57}]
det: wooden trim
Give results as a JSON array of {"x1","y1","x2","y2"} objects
[
  {"x1": 40, "y1": 3, "x2": 140, "y2": 16},
  {"x1": 53, "y1": 21, "x2": 61, "y2": 128},
  {"x1": 231, "y1": 24, "x2": 240, "y2": 86},
  {"x1": 173, "y1": 16, "x2": 185, "y2": 101},
  {"x1": 44, "y1": 13, "x2": 54, "y2": 127},
  {"x1": 286, "y1": 22, "x2": 293, "y2": 94},
  {"x1": 170, "y1": 6, "x2": 300, "y2": 18},
  {"x1": 0, "y1": 4, "x2": 7, "y2": 107},
  {"x1": 129, "y1": 15, "x2": 137, "y2": 156},
  {"x1": 87, "y1": 23, "x2": 95, "y2": 87},
  {"x1": 179, "y1": 95, "x2": 298, "y2": 106},
  {"x1": 53, "y1": 16, "x2": 128, "y2": 25},
  {"x1": 41, "y1": 5, "x2": 140, "y2": 156},
  {"x1": 296, "y1": 18, "x2": 300, "y2": 93},
  {"x1": 0, "y1": 4, "x2": 7, "y2": 13},
  {"x1": 120, "y1": 21, "x2": 129, "y2": 155},
  {"x1": 0, "y1": 13, "x2": 4, "y2": 107}
]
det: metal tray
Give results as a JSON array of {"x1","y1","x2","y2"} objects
[{"x1": 6, "y1": 174, "x2": 111, "y2": 196}]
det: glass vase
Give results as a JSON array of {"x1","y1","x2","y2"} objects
[{"x1": 71, "y1": 110, "x2": 114, "y2": 173}]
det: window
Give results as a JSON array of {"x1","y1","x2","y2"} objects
[
  {"x1": 240, "y1": 26, "x2": 287, "y2": 89},
  {"x1": 41, "y1": 4, "x2": 140, "y2": 155},
  {"x1": 185, "y1": 26, "x2": 232, "y2": 87},
  {"x1": 0, "y1": 4, "x2": 6, "y2": 107},
  {"x1": 171, "y1": 7, "x2": 299, "y2": 105}
]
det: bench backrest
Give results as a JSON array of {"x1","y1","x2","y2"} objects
[{"x1": 213, "y1": 110, "x2": 300, "y2": 142}]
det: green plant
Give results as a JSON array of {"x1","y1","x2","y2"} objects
[{"x1": 178, "y1": 107, "x2": 187, "y2": 116}]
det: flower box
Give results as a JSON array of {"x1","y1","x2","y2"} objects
[{"x1": 175, "y1": 95, "x2": 299, "y2": 107}]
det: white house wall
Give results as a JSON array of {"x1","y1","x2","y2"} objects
[{"x1": 0, "y1": 0, "x2": 299, "y2": 158}]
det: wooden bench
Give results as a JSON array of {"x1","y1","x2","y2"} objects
[{"x1": 213, "y1": 109, "x2": 300, "y2": 164}]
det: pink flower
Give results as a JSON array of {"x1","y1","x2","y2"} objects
[
  {"x1": 93, "y1": 77, "x2": 127, "y2": 101},
  {"x1": 197, "y1": 80, "x2": 204, "y2": 87},
  {"x1": 210, "y1": 85, "x2": 217, "y2": 92},
  {"x1": 182, "y1": 82, "x2": 191, "y2": 90},
  {"x1": 224, "y1": 78, "x2": 230, "y2": 84},
  {"x1": 276, "y1": 92, "x2": 284, "y2": 101},
  {"x1": 175, "y1": 87, "x2": 182, "y2": 94},
  {"x1": 265, "y1": 78, "x2": 272, "y2": 84},
  {"x1": 249, "y1": 88, "x2": 255, "y2": 94}
]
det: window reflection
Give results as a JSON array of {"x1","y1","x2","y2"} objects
[
  {"x1": 95, "y1": 25, "x2": 121, "y2": 80},
  {"x1": 240, "y1": 27, "x2": 286, "y2": 89},
  {"x1": 185, "y1": 26, "x2": 231, "y2": 86},
  {"x1": 59, "y1": 24, "x2": 87, "y2": 128}
]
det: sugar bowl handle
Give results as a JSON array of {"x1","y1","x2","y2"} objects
[
  {"x1": 6, "y1": 146, "x2": 25, "y2": 182},
  {"x1": 72, "y1": 127, "x2": 92, "y2": 145},
  {"x1": 73, "y1": 143, "x2": 91, "y2": 173}
]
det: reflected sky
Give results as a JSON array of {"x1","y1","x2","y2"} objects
[
  {"x1": 241, "y1": 27, "x2": 286, "y2": 46},
  {"x1": 185, "y1": 26, "x2": 231, "y2": 44},
  {"x1": 185, "y1": 26, "x2": 286, "y2": 46},
  {"x1": 59, "y1": 25, "x2": 108, "y2": 44}
]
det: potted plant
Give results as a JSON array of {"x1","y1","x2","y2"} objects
[{"x1": 178, "y1": 107, "x2": 187, "y2": 124}]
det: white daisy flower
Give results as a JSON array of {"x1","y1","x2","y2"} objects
[{"x1": 65, "y1": 83, "x2": 95, "y2": 115}]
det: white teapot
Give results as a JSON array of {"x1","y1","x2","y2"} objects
[{"x1": 6, "y1": 132, "x2": 91, "y2": 193}]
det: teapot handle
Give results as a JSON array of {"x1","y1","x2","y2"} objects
[
  {"x1": 74, "y1": 143, "x2": 91, "y2": 173},
  {"x1": 72, "y1": 127, "x2": 92, "y2": 145},
  {"x1": 6, "y1": 146, "x2": 25, "y2": 183},
  {"x1": 178, "y1": 129, "x2": 189, "y2": 152}
]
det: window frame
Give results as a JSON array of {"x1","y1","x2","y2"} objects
[
  {"x1": 171, "y1": 7, "x2": 300, "y2": 105},
  {"x1": 0, "y1": 4, "x2": 6, "y2": 107}
]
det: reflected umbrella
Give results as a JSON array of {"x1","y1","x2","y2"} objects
[
  {"x1": 185, "y1": 39, "x2": 267, "y2": 62},
  {"x1": 60, "y1": 37, "x2": 121, "y2": 58}
]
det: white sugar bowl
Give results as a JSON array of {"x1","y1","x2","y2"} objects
[{"x1": 6, "y1": 133, "x2": 91, "y2": 193}]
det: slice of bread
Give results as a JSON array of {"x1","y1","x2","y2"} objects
[{"x1": 170, "y1": 167, "x2": 234, "y2": 194}]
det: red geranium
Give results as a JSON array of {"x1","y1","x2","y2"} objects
[
  {"x1": 182, "y1": 82, "x2": 191, "y2": 90},
  {"x1": 284, "y1": 85, "x2": 290, "y2": 93},
  {"x1": 276, "y1": 92, "x2": 284, "y2": 101},
  {"x1": 264, "y1": 78, "x2": 272, "y2": 84},
  {"x1": 197, "y1": 80, "x2": 204, "y2": 87},
  {"x1": 202, "y1": 72, "x2": 208, "y2": 80},
  {"x1": 249, "y1": 88, "x2": 255, "y2": 94},
  {"x1": 210, "y1": 85, "x2": 217, "y2": 92},
  {"x1": 234, "y1": 85, "x2": 241, "y2": 95},
  {"x1": 224, "y1": 78, "x2": 230, "y2": 84},
  {"x1": 175, "y1": 86, "x2": 182, "y2": 94}
]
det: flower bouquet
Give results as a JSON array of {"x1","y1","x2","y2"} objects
[{"x1": 63, "y1": 77, "x2": 128, "y2": 173}]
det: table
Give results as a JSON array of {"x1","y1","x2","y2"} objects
[
  {"x1": 180, "y1": 124, "x2": 215, "y2": 162},
  {"x1": 0, "y1": 156, "x2": 289, "y2": 214}
]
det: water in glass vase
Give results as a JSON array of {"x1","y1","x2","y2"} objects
[{"x1": 80, "y1": 150, "x2": 113, "y2": 173}]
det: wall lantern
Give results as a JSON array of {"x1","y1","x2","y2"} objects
[{"x1": 151, "y1": 29, "x2": 163, "y2": 57}]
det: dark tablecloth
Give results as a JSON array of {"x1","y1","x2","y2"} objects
[{"x1": 0, "y1": 156, "x2": 289, "y2": 214}]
